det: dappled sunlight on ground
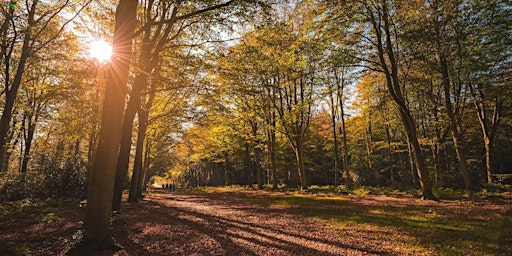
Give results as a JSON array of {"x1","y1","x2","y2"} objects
[{"x1": 0, "y1": 188, "x2": 510, "y2": 255}]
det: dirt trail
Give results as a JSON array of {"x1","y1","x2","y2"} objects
[{"x1": 114, "y1": 190, "x2": 389, "y2": 255}]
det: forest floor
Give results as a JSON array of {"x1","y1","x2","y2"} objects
[{"x1": 1, "y1": 187, "x2": 511, "y2": 255}]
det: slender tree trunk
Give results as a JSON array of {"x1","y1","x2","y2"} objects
[
  {"x1": 0, "y1": 3, "x2": 35, "y2": 172},
  {"x1": 385, "y1": 123, "x2": 395, "y2": 187},
  {"x1": 335, "y1": 68, "x2": 351, "y2": 187},
  {"x1": 484, "y1": 136, "x2": 492, "y2": 184},
  {"x1": 265, "y1": 85, "x2": 278, "y2": 189},
  {"x1": 269, "y1": 122, "x2": 278, "y2": 189},
  {"x1": 367, "y1": 0, "x2": 435, "y2": 199},
  {"x1": 112, "y1": 92, "x2": 139, "y2": 210},
  {"x1": 440, "y1": 56, "x2": 472, "y2": 190},
  {"x1": 252, "y1": 122, "x2": 263, "y2": 189},
  {"x1": 364, "y1": 113, "x2": 376, "y2": 186},
  {"x1": 21, "y1": 114, "x2": 37, "y2": 173},
  {"x1": 340, "y1": 105, "x2": 350, "y2": 187},
  {"x1": 329, "y1": 85, "x2": 340, "y2": 186},
  {"x1": 244, "y1": 144, "x2": 251, "y2": 186},
  {"x1": 470, "y1": 85, "x2": 501, "y2": 185},
  {"x1": 295, "y1": 136, "x2": 308, "y2": 189},
  {"x1": 81, "y1": 0, "x2": 137, "y2": 249},
  {"x1": 128, "y1": 110, "x2": 147, "y2": 203}
]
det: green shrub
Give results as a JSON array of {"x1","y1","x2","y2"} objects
[
  {"x1": 0, "y1": 157, "x2": 87, "y2": 202},
  {"x1": 352, "y1": 186, "x2": 372, "y2": 197}
]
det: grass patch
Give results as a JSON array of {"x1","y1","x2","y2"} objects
[{"x1": 240, "y1": 188, "x2": 511, "y2": 255}]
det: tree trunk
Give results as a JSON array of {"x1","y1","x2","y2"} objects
[
  {"x1": 364, "y1": 114, "x2": 376, "y2": 186},
  {"x1": 295, "y1": 137, "x2": 308, "y2": 189},
  {"x1": 368, "y1": 0, "x2": 435, "y2": 199},
  {"x1": 128, "y1": 110, "x2": 147, "y2": 203},
  {"x1": 112, "y1": 92, "x2": 139, "y2": 210},
  {"x1": 81, "y1": 0, "x2": 137, "y2": 249},
  {"x1": 440, "y1": 55, "x2": 472, "y2": 191},
  {"x1": 252, "y1": 122, "x2": 263, "y2": 189},
  {"x1": 0, "y1": 3, "x2": 34, "y2": 172},
  {"x1": 269, "y1": 123, "x2": 278, "y2": 189},
  {"x1": 470, "y1": 85, "x2": 501, "y2": 185},
  {"x1": 21, "y1": 113, "x2": 37, "y2": 173},
  {"x1": 265, "y1": 85, "x2": 278, "y2": 189},
  {"x1": 340, "y1": 103, "x2": 350, "y2": 187},
  {"x1": 335, "y1": 67, "x2": 351, "y2": 187},
  {"x1": 484, "y1": 136, "x2": 492, "y2": 184},
  {"x1": 385, "y1": 123, "x2": 395, "y2": 187},
  {"x1": 329, "y1": 84, "x2": 340, "y2": 186}
]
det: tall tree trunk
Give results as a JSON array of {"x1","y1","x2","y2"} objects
[
  {"x1": 367, "y1": 0, "x2": 435, "y2": 199},
  {"x1": 340, "y1": 103, "x2": 350, "y2": 187},
  {"x1": 265, "y1": 85, "x2": 278, "y2": 189},
  {"x1": 484, "y1": 136, "x2": 492, "y2": 184},
  {"x1": 385, "y1": 123, "x2": 395, "y2": 187},
  {"x1": 252, "y1": 122, "x2": 263, "y2": 189},
  {"x1": 295, "y1": 136, "x2": 308, "y2": 189},
  {"x1": 0, "y1": 2, "x2": 36, "y2": 172},
  {"x1": 112, "y1": 89, "x2": 140, "y2": 210},
  {"x1": 81, "y1": 0, "x2": 137, "y2": 249},
  {"x1": 364, "y1": 113, "x2": 376, "y2": 186},
  {"x1": 269, "y1": 119, "x2": 278, "y2": 189},
  {"x1": 128, "y1": 110, "x2": 147, "y2": 203},
  {"x1": 470, "y1": 85, "x2": 502, "y2": 185},
  {"x1": 334, "y1": 67, "x2": 351, "y2": 187},
  {"x1": 21, "y1": 113, "x2": 38, "y2": 173},
  {"x1": 329, "y1": 85, "x2": 340, "y2": 186},
  {"x1": 440, "y1": 55, "x2": 472, "y2": 190}
]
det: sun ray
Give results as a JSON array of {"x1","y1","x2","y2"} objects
[{"x1": 89, "y1": 39, "x2": 112, "y2": 61}]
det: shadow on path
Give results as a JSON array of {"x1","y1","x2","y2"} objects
[{"x1": 114, "y1": 190, "x2": 389, "y2": 255}]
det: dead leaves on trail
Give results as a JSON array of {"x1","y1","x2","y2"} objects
[{"x1": 0, "y1": 189, "x2": 511, "y2": 255}]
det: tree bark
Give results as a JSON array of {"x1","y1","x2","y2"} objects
[
  {"x1": 81, "y1": 0, "x2": 137, "y2": 249},
  {"x1": 295, "y1": 137, "x2": 308, "y2": 190},
  {"x1": 0, "y1": 1, "x2": 36, "y2": 172},
  {"x1": 439, "y1": 55, "x2": 472, "y2": 190},
  {"x1": 367, "y1": 0, "x2": 435, "y2": 199},
  {"x1": 329, "y1": 91, "x2": 340, "y2": 185},
  {"x1": 128, "y1": 109, "x2": 147, "y2": 203}
]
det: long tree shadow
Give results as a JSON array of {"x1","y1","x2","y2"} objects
[
  {"x1": 148, "y1": 189, "x2": 512, "y2": 256},
  {"x1": 209, "y1": 190, "x2": 512, "y2": 255},
  {"x1": 116, "y1": 191, "x2": 390, "y2": 255}
]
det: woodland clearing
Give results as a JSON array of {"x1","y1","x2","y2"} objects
[{"x1": 1, "y1": 188, "x2": 511, "y2": 255}]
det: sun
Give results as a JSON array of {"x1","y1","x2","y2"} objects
[{"x1": 89, "y1": 39, "x2": 112, "y2": 62}]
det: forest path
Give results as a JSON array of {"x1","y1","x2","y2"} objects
[{"x1": 113, "y1": 189, "x2": 390, "y2": 255}]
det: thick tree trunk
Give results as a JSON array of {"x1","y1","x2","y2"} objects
[{"x1": 81, "y1": 0, "x2": 137, "y2": 249}]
